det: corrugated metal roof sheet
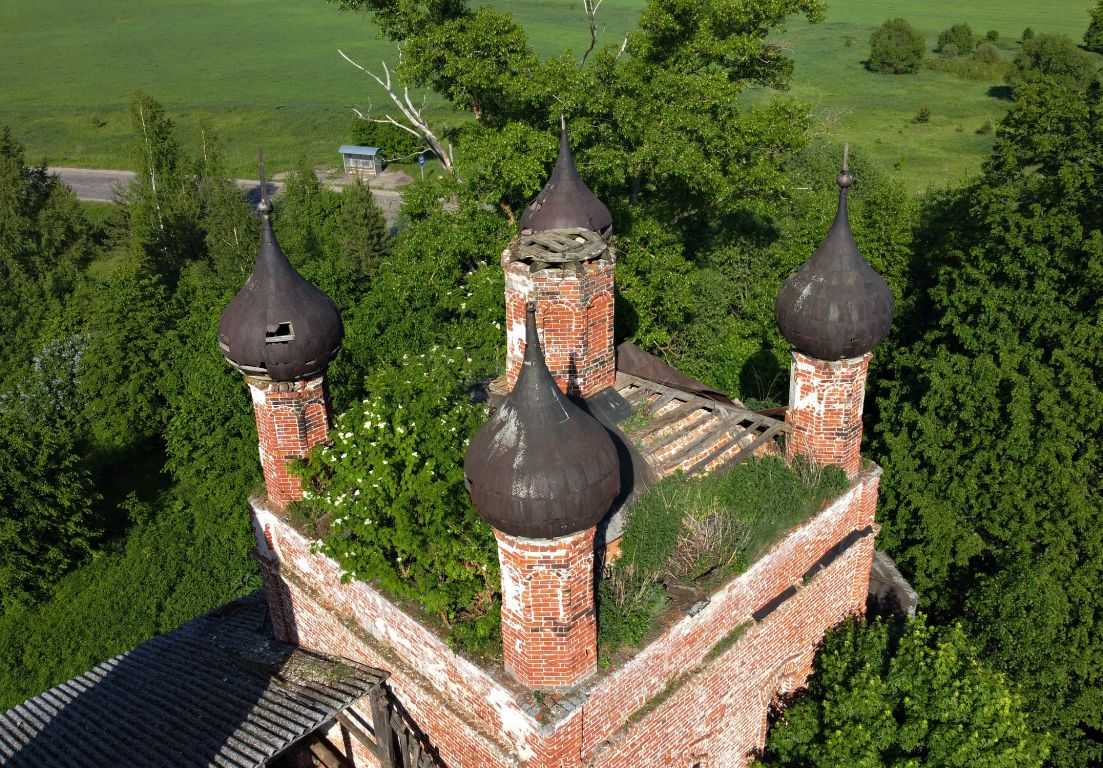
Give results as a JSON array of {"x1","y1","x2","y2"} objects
[
  {"x1": 338, "y1": 145, "x2": 380, "y2": 155},
  {"x1": 0, "y1": 593, "x2": 384, "y2": 768}
]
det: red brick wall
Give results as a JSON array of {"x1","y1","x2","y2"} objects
[
  {"x1": 785, "y1": 351, "x2": 871, "y2": 479},
  {"x1": 496, "y1": 529, "x2": 598, "y2": 690},
  {"x1": 251, "y1": 501, "x2": 541, "y2": 767},
  {"x1": 503, "y1": 252, "x2": 615, "y2": 397},
  {"x1": 250, "y1": 464, "x2": 883, "y2": 768},
  {"x1": 248, "y1": 376, "x2": 330, "y2": 509},
  {"x1": 586, "y1": 531, "x2": 877, "y2": 768}
]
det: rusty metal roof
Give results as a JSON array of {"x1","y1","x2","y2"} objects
[
  {"x1": 464, "y1": 302, "x2": 620, "y2": 539},
  {"x1": 775, "y1": 156, "x2": 894, "y2": 361},
  {"x1": 0, "y1": 594, "x2": 384, "y2": 768},
  {"x1": 519, "y1": 118, "x2": 613, "y2": 237},
  {"x1": 218, "y1": 156, "x2": 343, "y2": 382}
]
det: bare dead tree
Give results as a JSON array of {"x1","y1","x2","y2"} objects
[
  {"x1": 339, "y1": 49, "x2": 455, "y2": 172},
  {"x1": 580, "y1": 0, "x2": 603, "y2": 66}
]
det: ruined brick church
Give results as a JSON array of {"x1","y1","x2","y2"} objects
[{"x1": 0, "y1": 128, "x2": 912, "y2": 768}]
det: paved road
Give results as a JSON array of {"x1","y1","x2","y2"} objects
[{"x1": 49, "y1": 167, "x2": 404, "y2": 228}]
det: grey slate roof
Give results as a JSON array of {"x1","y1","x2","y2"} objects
[{"x1": 0, "y1": 593, "x2": 384, "y2": 768}]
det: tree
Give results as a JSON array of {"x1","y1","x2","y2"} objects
[
  {"x1": 754, "y1": 617, "x2": 1047, "y2": 768},
  {"x1": 0, "y1": 403, "x2": 100, "y2": 610},
  {"x1": 0, "y1": 128, "x2": 93, "y2": 383},
  {"x1": 274, "y1": 155, "x2": 341, "y2": 266},
  {"x1": 1005, "y1": 33, "x2": 1097, "y2": 91},
  {"x1": 122, "y1": 91, "x2": 204, "y2": 279},
  {"x1": 334, "y1": 180, "x2": 390, "y2": 277},
  {"x1": 1086, "y1": 1, "x2": 1103, "y2": 53},
  {"x1": 162, "y1": 264, "x2": 260, "y2": 505},
  {"x1": 62, "y1": 269, "x2": 172, "y2": 458},
  {"x1": 935, "y1": 23, "x2": 975, "y2": 55},
  {"x1": 194, "y1": 124, "x2": 256, "y2": 282},
  {"x1": 871, "y1": 73, "x2": 1103, "y2": 768},
  {"x1": 348, "y1": 117, "x2": 424, "y2": 160},
  {"x1": 868, "y1": 18, "x2": 926, "y2": 74}
]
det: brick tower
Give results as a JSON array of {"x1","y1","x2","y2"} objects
[
  {"x1": 218, "y1": 155, "x2": 343, "y2": 638},
  {"x1": 465, "y1": 303, "x2": 620, "y2": 689},
  {"x1": 504, "y1": 118, "x2": 615, "y2": 397},
  {"x1": 775, "y1": 150, "x2": 894, "y2": 478}
]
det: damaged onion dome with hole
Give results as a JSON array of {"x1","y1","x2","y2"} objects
[
  {"x1": 218, "y1": 153, "x2": 343, "y2": 381},
  {"x1": 464, "y1": 302, "x2": 620, "y2": 539},
  {"x1": 774, "y1": 152, "x2": 894, "y2": 361}
]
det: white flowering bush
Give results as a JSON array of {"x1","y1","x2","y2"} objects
[{"x1": 296, "y1": 346, "x2": 500, "y2": 651}]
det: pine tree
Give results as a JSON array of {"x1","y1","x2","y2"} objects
[{"x1": 334, "y1": 180, "x2": 390, "y2": 278}]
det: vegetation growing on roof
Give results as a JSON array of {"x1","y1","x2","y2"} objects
[
  {"x1": 295, "y1": 347, "x2": 502, "y2": 654},
  {"x1": 597, "y1": 457, "x2": 848, "y2": 657}
]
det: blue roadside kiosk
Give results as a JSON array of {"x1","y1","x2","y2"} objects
[{"x1": 339, "y1": 145, "x2": 383, "y2": 177}]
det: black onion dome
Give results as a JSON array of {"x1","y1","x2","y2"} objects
[
  {"x1": 464, "y1": 303, "x2": 620, "y2": 539},
  {"x1": 519, "y1": 117, "x2": 613, "y2": 237},
  {"x1": 775, "y1": 154, "x2": 894, "y2": 361},
  {"x1": 218, "y1": 155, "x2": 343, "y2": 381}
]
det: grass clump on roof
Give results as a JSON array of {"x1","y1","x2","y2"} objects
[{"x1": 597, "y1": 456, "x2": 848, "y2": 658}]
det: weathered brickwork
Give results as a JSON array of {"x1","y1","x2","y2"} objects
[
  {"x1": 785, "y1": 351, "x2": 871, "y2": 479},
  {"x1": 496, "y1": 529, "x2": 598, "y2": 690},
  {"x1": 249, "y1": 464, "x2": 882, "y2": 768},
  {"x1": 248, "y1": 376, "x2": 330, "y2": 509},
  {"x1": 503, "y1": 253, "x2": 615, "y2": 397},
  {"x1": 251, "y1": 500, "x2": 539, "y2": 768}
]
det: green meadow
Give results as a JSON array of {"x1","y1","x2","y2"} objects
[
  {"x1": 0, "y1": 0, "x2": 1096, "y2": 186},
  {"x1": 774, "y1": 0, "x2": 1098, "y2": 191}
]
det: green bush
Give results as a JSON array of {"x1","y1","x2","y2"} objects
[
  {"x1": 913, "y1": 105, "x2": 931, "y2": 123},
  {"x1": 597, "y1": 457, "x2": 848, "y2": 654},
  {"x1": 753, "y1": 617, "x2": 1048, "y2": 768},
  {"x1": 987, "y1": 29, "x2": 1000, "y2": 42},
  {"x1": 349, "y1": 118, "x2": 425, "y2": 162},
  {"x1": 1006, "y1": 33, "x2": 1097, "y2": 91},
  {"x1": 1086, "y1": 1, "x2": 1103, "y2": 53},
  {"x1": 868, "y1": 18, "x2": 926, "y2": 74},
  {"x1": 1021, "y1": 27, "x2": 1034, "y2": 42},
  {"x1": 974, "y1": 41, "x2": 1003, "y2": 64},
  {"x1": 936, "y1": 23, "x2": 976, "y2": 54},
  {"x1": 297, "y1": 345, "x2": 500, "y2": 652}
]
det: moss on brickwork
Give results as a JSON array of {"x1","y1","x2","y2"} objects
[
  {"x1": 705, "y1": 621, "x2": 752, "y2": 662},
  {"x1": 597, "y1": 456, "x2": 848, "y2": 655}
]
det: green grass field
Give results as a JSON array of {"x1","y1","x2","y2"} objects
[
  {"x1": 0, "y1": 0, "x2": 1096, "y2": 186},
  {"x1": 0, "y1": 0, "x2": 641, "y2": 177},
  {"x1": 772, "y1": 0, "x2": 1099, "y2": 191}
]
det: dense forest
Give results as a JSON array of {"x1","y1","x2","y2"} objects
[{"x1": 1, "y1": 0, "x2": 1101, "y2": 765}]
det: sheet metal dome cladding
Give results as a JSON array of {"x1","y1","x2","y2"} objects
[
  {"x1": 464, "y1": 303, "x2": 620, "y2": 539},
  {"x1": 775, "y1": 163, "x2": 894, "y2": 361},
  {"x1": 519, "y1": 117, "x2": 613, "y2": 237},
  {"x1": 218, "y1": 181, "x2": 343, "y2": 381}
]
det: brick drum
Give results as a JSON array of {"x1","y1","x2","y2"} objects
[
  {"x1": 248, "y1": 465, "x2": 882, "y2": 768},
  {"x1": 785, "y1": 351, "x2": 871, "y2": 479},
  {"x1": 503, "y1": 250, "x2": 615, "y2": 397},
  {"x1": 248, "y1": 375, "x2": 330, "y2": 509},
  {"x1": 496, "y1": 529, "x2": 598, "y2": 690}
]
